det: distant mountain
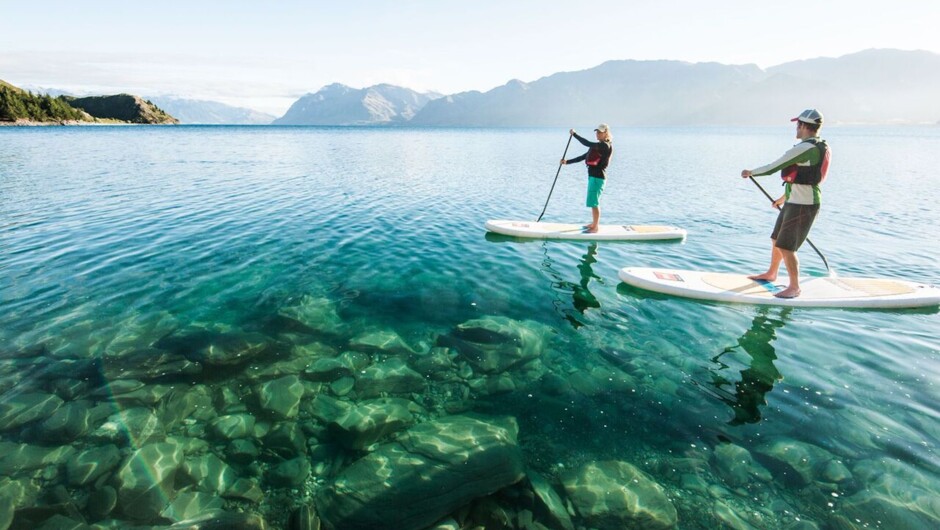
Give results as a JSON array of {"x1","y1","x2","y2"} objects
[
  {"x1": 410, "y1": 61, "x2": 765, "y2": 127},
  {"x1": 148, "y1": 96, "x2": 275, "y2": 124},
  {"x1": 273, "y1": 83, "x2": 441, "y2": 125},
  {"x1": 407, "y1": 49, "x2": 940, "y2": 126},
  {"x1": 64, "y1": 94, "x2": 178, "y2": 124}
]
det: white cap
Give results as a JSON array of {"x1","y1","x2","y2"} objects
[
  {"x1": 791, "y1": 109, "x2": 824, "y2": 125},
  {"x1": 594, "y1": 123, "x2": 610, "y2": 133}
]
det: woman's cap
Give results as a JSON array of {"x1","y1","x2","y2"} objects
[{"x1": 594, "y1": 123, "x2": 610, "y2": 133}]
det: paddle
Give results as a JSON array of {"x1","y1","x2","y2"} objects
[
  {"x1": 748, "y1": 176, "x2": 832, "y2": 274},
  {"x1": 536, "y1": 133, "x2": 574, "y2": 222}
]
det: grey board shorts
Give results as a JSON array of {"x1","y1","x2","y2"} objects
[{"x1": 771, "y1": 203, "x2": 820, "y2": 251}]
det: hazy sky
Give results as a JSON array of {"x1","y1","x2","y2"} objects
[{"x1": 2, "y1": 0, "x2": 938, "y2": 115}]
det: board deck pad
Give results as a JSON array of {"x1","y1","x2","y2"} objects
[
  {"x1": 485, "y1": 220, "x2": 686, "y2": 241},
  {"x1": 619, "y1": 267, "x2": 940, "y2": 308}
]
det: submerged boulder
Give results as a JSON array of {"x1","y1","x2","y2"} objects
[
  {"x1": 439, "y1": 316, "x2": 551, "y2": 374},
  {"x1": 315, "y1": 414, "x2": 524, "y2": 530},
  {"x1": 561, "y1": 460, "x2": 677, "y2": 530}
]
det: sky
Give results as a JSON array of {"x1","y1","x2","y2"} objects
[{"x1": 2, "y1": 0, "x2": 938, "y2": 116}]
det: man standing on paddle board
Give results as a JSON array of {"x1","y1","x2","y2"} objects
[
  {"x1": 561, "y1": 124, "x2": 613, "y2": 233},
  {"x1": 741, "y1": 109, "x2": 831, "y2": 299}
]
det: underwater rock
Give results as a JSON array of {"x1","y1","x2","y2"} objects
[
  {"x1": 66, "y1": 444, "x2": 122, "y2": 486},
  {"x1": 31, "y1": 514, "x2": 88, "y2": 530},
  {"x1": 528, "y1": 471, "x2": 575, "y2": 530},
  {"x1": 86, "y1": 485, "x2": 118, "y2": 521},
  {"x1": 256, "y1": 375, "x2": 305, "y2": 420},
  {"x1": 208, "y1": 413, "x2": 256, "y2": 441},
  {"x1": 164, "y1": 511, "x2": 268, "y2": 530},
  {"x1": 288, "y1": 505, "x2": 321, "y2": 530},
  {"x1": 440, "y1": 316, "x2": 550, "y2": 374},
  {"x1": 225, "y1": 439, "x2": 260, "y2": 465},
  {"x1": 712, "y1": 442, "x2": 772, "y2": 489},
  {"x1": 35, "y1": 400, "x2": 97, "y2": 442},
  {"x1": 223, "y1": 478, "x2": 264, "y2": 504},
  {"x1": 0, "y1": 442, "x2": 75, "y2": 477},
  {"x1": 307, "y1": 395, "x2": 351, "y2": 424},
  {"x1": 279, "y1": 294, "x2": 346, "y2": 336},
  {"x1": 755, "y1": 438, "x2": 852, "y2": 488},
  {"x1": 409, "y1": 347, "x2": 458, "y2": 380},
  {"x1": 712, "y1": 500, "x2": 753, "y2": 530},
  {"x1": 100, "y1": 348, "x2": 201, "y2": 381},
  {"x1": 0, "y1": 392, "x2": 63, "y2": 432},
  {"x1": 349, "y1": 330, "x2": 415, "y2": 355},
  {"x1": 161, "y1": 491, "x2": 226, "y2": 523},
  {"x1": 262, "y1": 422, "x2": 307, "y2": 458},
  {"x1": 102, "y1": 311, "x2": 180, "y2": 357},
  {"x1": 115, "y1": 440, "x2": 185, "y2": 520},
  {"x1": 160, "y1": 327, "x2": 271, "y2": 368},
  {"x1": 354, "y1": 357, "x2": 425, "y2": 398},
  {"x1": 0, "y1": 477, "x2": 40, "y2": 518},
  {"x1": 567, "y1": 366, "x2": 636, "y2": 397},
  {"x1": 834, "y1": 458, "x2": 940, "y2": 529},
  {"x1": 90, "y1": 407, "x2": 165, "y2": 446},
  {"x1": 326, "y1": 397, "x2": 420, "y2": 450},
  {"x1": 265, "y1": 456, "x2": 310, "y2": 488},
  {"x1": 304, "y1": 358, "x2": 354, "y2": 382},
  {"x1": 561, "y1": 460, "x2": 678, "y2": 530},
  {"x1": 160, "y1": 384, "x2": 215, "y2": 430},
  {"x1": 329, "y1": 377, "x2": 355, "y2": 396},
  {"x1": 315, "y1": 414, "x2": 524, "y2": 530},
  {"x1": 180, "y1": 454, "x2": 238, "y2": 496}
]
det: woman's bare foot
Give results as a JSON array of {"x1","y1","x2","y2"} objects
[
  {"x1": 774, "y1": 286, "x2": 801, "y2": 298},
  {"x1": 584, "y1": 225, "x2": 598, "y2": 233}
]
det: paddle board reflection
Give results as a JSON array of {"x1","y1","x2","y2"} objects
[
  {"x1": 708, "y1": 307, "x2": 790, "y2": 425},
  {"x1": 540, "y1": 243, "x2": 601, "y2": 328}
]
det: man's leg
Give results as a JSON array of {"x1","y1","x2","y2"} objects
[
  {"x1": 775, "y1": 248, "x2": 801, "y2": 298},
  {"x1": 748, "y1": 240, "x2": 783, "y2": 282}
]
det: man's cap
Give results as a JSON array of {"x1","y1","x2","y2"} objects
[
  {"x1": 594, "y1": 123, "x2": 610, "y2": 133},
  {"x1": 791, "y1": 109, "x2": 824, "y2": 125}
]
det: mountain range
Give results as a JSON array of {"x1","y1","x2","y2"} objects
[
  {"x1": 147, "y1": 97, "x2": 276, "y2": 125},
  {"x1": 280, "y1": 49, "x2": 940, "y2": 126},
  {"x1": 6, "y1": 49, "x2": 940, "y2": 126},
  {"x1": 272, "y1": 83, "x2": 441, "y2": 125}
]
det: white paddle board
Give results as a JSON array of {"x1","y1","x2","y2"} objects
[
  {"x1": 618, "y1": 267, "x2": 940, "y2": 308},
  {"x1": 485, "y1": 220, "x2": 686, "y2": 241}
]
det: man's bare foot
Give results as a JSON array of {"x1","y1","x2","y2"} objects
[
  {"x1": 748, "y1": 273, "x2": 777, "y2": 282},
  {"x1": 774, "y1": 287, "x2": 801, "y2": 298}
]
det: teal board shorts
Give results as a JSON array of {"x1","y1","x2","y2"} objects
[{"x1": 586, "y1": 177, "x2": 605, "y2": 207}]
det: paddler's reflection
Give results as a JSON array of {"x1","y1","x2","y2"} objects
[
  {"x1": 540, "y1": 242, "x2": 601, "y2": 329},
  {"x1": 709, "y1": 307, "x2": 790, "y2": 425}
]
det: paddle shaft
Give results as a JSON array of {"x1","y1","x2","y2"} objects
[
  {"x1": 748, "y1": 176, "x2": 831, "y2": 273},
  {"x1": 536, "y1": 134, "x2": 574, "y2": 222}
]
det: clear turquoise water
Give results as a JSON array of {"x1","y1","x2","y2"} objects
[{"x1": 1, "y1": 125, "x2": 938, "y2": 528}]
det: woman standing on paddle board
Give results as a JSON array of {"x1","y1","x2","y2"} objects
[
  {"x1": 741, "y1": 109, "x2": 831, "y2": 299},
  {"x1": 561, "y1": 124, "x2": 613, "y2": 233}
]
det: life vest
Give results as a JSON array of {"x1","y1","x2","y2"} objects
[
  {"x1": 781, "y1": 138, "x2": 829, "y2": 185},
  {"x1": 585, "y1": 141, "x2": 612, "y2": 167}
]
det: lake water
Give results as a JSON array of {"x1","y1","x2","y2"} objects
[{"x1": 1, "y1": 125, "x2": 938, "y2": 529}]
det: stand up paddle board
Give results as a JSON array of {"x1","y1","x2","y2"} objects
[
  {"x1": 618, "y1": 267, "x2": 940, "y2": 308},
  {"x1": 485, "y1": 220, "x2": 686, "y2": 241}
]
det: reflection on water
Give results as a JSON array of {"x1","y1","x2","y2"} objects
[
  {"x1": 539, "y1": 243, "x2": 601, "y2": 328},
  {"x1": 708, "y1": 307, "x2": 789, "y2": 425}
]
